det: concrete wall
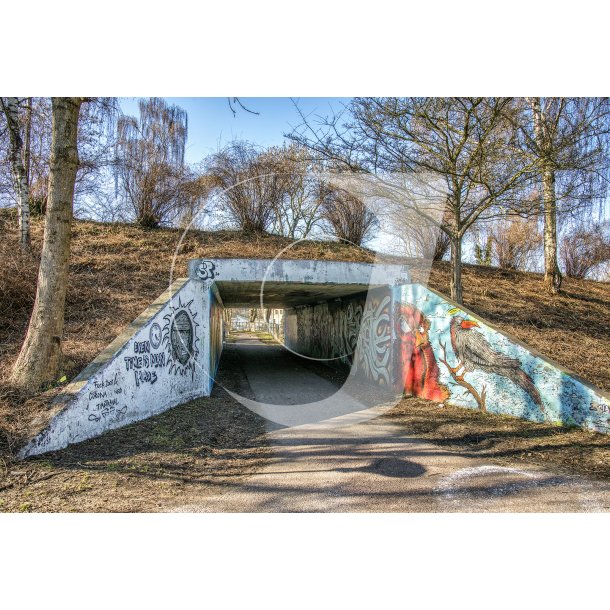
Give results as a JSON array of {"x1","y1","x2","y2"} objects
[
  {"x1": 394, "y1": 284, "x2": 610, "y2": 434},
  {"x1": 20, "y1": 279, "x2": 214, "y2": 457},
  {"x1": 207, "y1": 284, "x2": 224, "y2": 394},
  {"x1": 284, "y1": 282, "x2": 610, "y2": 434},
  {"x1": 284, "y1": 287, "x2": 393, "y2": 386}
]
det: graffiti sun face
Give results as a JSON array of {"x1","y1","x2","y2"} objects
[{"x1": 163, "y1": 297, "x2": 200, "y2": 377}]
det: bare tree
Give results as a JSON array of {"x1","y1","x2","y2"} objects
[
  {"x1": 115, "y1": 98, "x2": 188, "y2": 227},
  {"x1": 207, "y1": 141, "x2": 284, "y2": 233},
  {"x1": 271, "y1": 144, "x2": 324, "y2": 239},
  {"x1": 561, "y1": 221, "x2": 610, "y2": 279},
  {"x1": 177, "y1": 170, "x2": 215, "y2": 229},
  {"x1": 290, "y1": 97, "x2": 537, "y2": 303},
  {"x1": 1, "y1": 97, "x2": 118, "y2": 220},
  {"x1": 492, "y1": 216, "x2": 541, "y2": 271},
  {"x1": 319, "y1": 183, "x2": 377, "y2": 246},
  {"x1": 471, "y1": 215, "x2": 542, "y2": 271},
  {"x1": 1, "y1": 97, "x2": 30, "y2": 248},
  {"x1": 11, "y1": 98, "x2": 85, "y2": 389},
  {"x1": 523, "y1": 97, "x2": 609, "y2": 294},
  {"x1": 385, "y1": 203, "x2": 450, "y2": 260}
]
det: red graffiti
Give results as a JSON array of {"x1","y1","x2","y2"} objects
[{"x1": 395, "y1": 303, "x2": 449, "y2": 402}]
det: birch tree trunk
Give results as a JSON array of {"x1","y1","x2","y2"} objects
[
  {"x1": 530, "y1": 97, "x2": 562, "y2": 294},
  {"x1": 1, "y1": 97, "x2": 31, "y2": 249},
  {"x1": 24, "y1": 97, "x2": 32, "y2": 190},
  {"x1": 541, "y1": 166, "x2": 561, "y2": 293},
  {"x1": 10, "y1": 97, "x2": 84, "y2": 389}
]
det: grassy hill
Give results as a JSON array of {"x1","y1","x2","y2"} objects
[{"x1": 1, "y1": 208, "x2": 609, "y2": 454}]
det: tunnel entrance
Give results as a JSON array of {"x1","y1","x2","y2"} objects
[
  {"x1": 190, "y1": 258, "x2": 412, "y2": 427},
  {"x1": 23, "y1": 254, "x2": 603, "y2": 458},
  {"x1": 191, "y1": 257, "x2": 411, "y2": 391}
]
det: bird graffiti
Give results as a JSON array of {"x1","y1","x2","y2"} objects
[{"x1": 449, "y1": 316, "x2": 544, "y2": 411}]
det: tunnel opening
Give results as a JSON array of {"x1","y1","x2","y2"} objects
[
  {"x1": 21, "y1": 256, "x2": 609, "y2": 458},
  {"x1": 196, "y1": 258, "x2": 411, "y2": 426}
]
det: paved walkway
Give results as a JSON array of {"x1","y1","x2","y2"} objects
[{"x1": 174, "y1": 335, "x2": 610, "y2": 512}]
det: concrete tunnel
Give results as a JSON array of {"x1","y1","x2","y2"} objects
[
  {"x1": 191, "y1": 258, "x2": 412, "y2": 427},
  {"x1": 19, "y1": 257, "x2": 610, "y2": 457},
  {"x1": 190, "y1": 257, "x2": 412, "y2": 393}
]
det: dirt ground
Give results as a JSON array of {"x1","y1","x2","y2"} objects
[
  {"x1": 0, "y1": 345, "x2": 271, "y2": 512},
  {"x1": 384, "y1": 398, "x2": 610, "y2": 481},
  {"x1": 1, "y1": 334, "x2": 609, "y2": 512},
  {"x1": 292, "y1": 347, "x2": 610, "y2": 483}
]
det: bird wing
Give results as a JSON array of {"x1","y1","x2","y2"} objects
[{"x1": 462, "y1": 331, "x2": 518, "y2": 369}]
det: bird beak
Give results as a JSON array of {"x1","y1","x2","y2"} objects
[{"x1": 461, "y1": 320, "x2": 479, "y2": 329}]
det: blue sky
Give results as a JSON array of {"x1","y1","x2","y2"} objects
[{"x1": 118, "y1": 97, "x2": 351, "y2": 164}]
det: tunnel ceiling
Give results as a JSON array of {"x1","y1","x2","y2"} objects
[
  {"x1": 188, "y1": 258, "x2": 411, "y2": 309},
  {"x1": 215, "y1": 281, "x2": 372, "y2": 308}
]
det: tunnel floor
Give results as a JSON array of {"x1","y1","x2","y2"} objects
[{"x1": 228, "y1": 332, "x2": 348, "y2": 406}]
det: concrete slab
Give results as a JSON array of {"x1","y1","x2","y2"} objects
[{"x1": 189, "y1": 258, "x2": 410, "y2": 307}]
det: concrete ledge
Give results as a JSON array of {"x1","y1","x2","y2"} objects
[{"x1": 189, "y1": 258, "x2": 411, "y2": 286}]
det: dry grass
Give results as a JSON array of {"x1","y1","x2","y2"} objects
[
  {"x1": 0, "y1": 344, "x2": 271, "y2": 512},
  {"x1": 416, "y1": 262, "x2": 610, "y2": 391},
  {"x1": 385, "y1": 397, "x2": 610, "y2": 481},
  {"x1": 1, "y1": 208, "x2": 609, "y2": 460}
]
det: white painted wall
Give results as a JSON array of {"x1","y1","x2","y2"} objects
[{"x1": 20, "y1": 280, "x2": 212, "y2": 457}]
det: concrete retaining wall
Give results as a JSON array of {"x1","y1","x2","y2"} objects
[
  {"x1": 394, "y1": 284, "x2": 610, "y2": 434},
  {"x1": 20, "y1": 279, "x2": 213, "y2": 458}
]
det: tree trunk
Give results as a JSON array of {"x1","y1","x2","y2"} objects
[
  {"x1": 24, "y1": 97, "x2": 32, "y2": 191},
  {"x1": 529, "y1": 97, "x2": 562, "y2": 295},
  {"x1": 450, "y1": 235, "x2": 463, "y2": 304},
  {"x1": 541, "y1": 166, "x2": 562, "y2": 294},
  {"x1": 10, "y1": 98, "x2": 83, "y2": 389},
  {"x1": 1, "y1": 97, "x2": 31, "y2": 249}
]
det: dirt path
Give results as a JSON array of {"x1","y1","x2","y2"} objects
[{"x1": 173, "y1": 334, "x2": 610, "y2": 512}]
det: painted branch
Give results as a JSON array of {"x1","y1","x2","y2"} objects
[{"x1": 439, "y1": 341, "x2": 487, "y2": 412}]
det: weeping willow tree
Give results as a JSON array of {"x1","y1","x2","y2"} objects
[{"x1": 115, "y1": 98, "x2": 188, "y2": 227}]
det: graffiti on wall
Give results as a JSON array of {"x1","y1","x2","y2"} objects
[
  {"x1": 195, "y1": 260, "x2": 219, "y2": 281},
  {"x1": 87, "y1": 373, "x2": 128, "y2": 422},
  {"x1": 395, "y1": 284, "x2": 610, "y2": 434},
  {"x1": 21, "y1": 280, "x2": 212, "y2": 457},
  {"x1": 163, "y1": 297, "x2": 200, "y2": 378},
  {"x1": 435, "y1": 314, "x2": 543, "y2": 413},
  {"x1": 123, "y1": 335, "x2": 168, "y2": 388},
  {"x1": 287, "y1": 289, "x2": 394, "y2": 386},
  {"x1": 353, "y1": 293, "x2": 392, "y2": 385},
  {"x1": 294, "y1": 297, "x2": 364, "y2": 365},
  {"x1": 394, "y1": 303, "x2": 449, "y2": 401}
]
